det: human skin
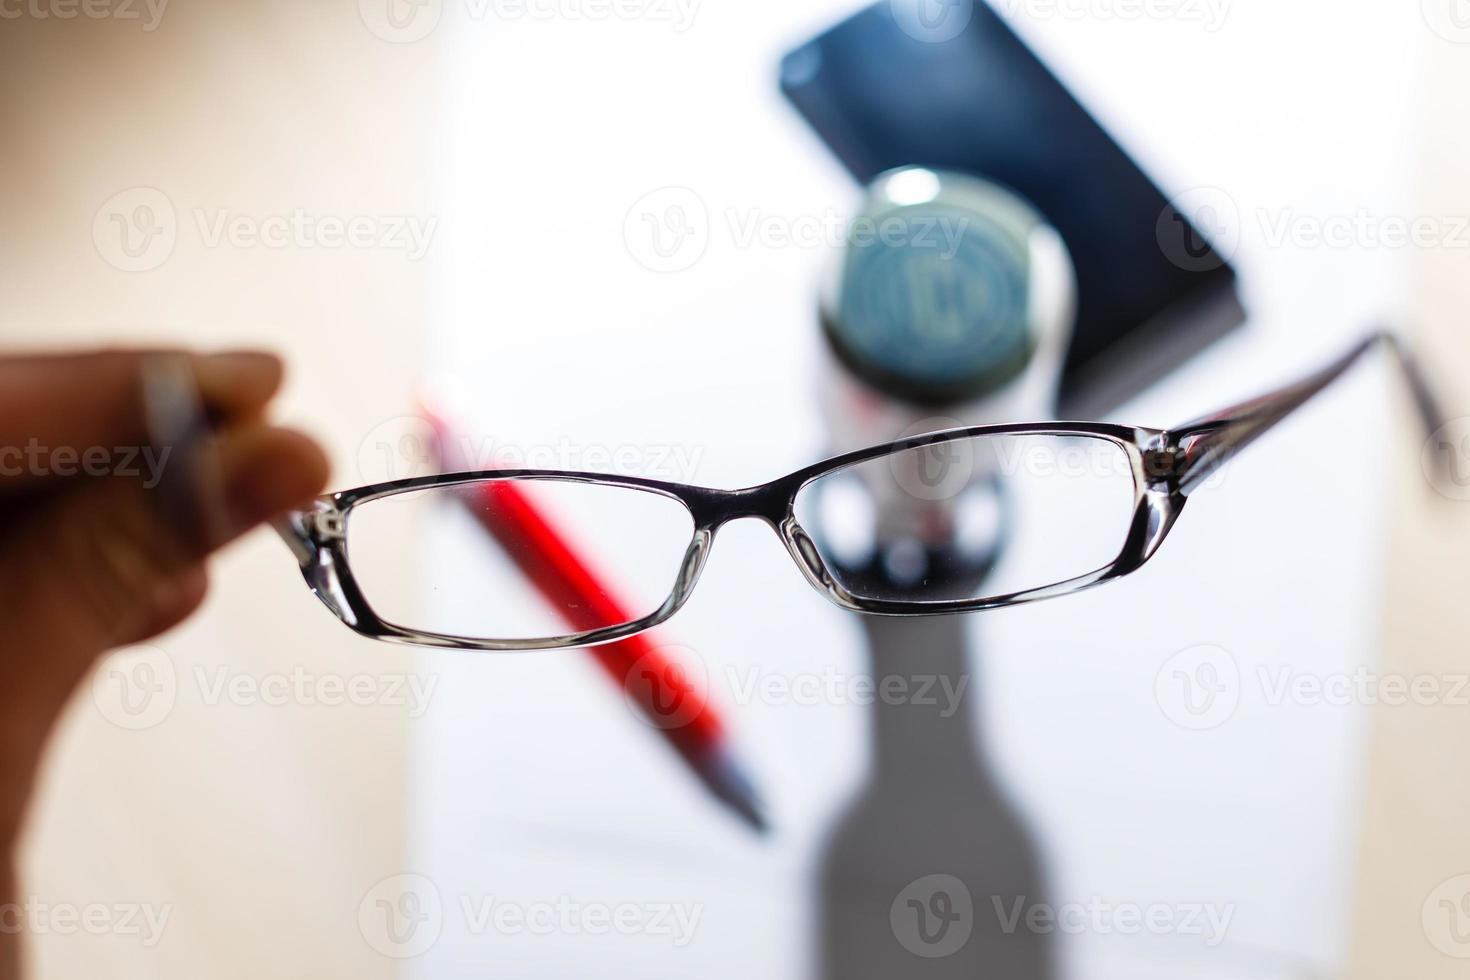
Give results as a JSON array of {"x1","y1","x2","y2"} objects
[{"x1": 0, "y1": 349, "x2": 329, "y2": 979}]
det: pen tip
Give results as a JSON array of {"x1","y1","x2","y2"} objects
[{"x1": 696, "y1": 743, "x2": 770, "y2": 836}]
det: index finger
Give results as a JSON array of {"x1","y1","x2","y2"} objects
[{"x1": 0, "y1": 349, "x2": 283, "y2": 493}]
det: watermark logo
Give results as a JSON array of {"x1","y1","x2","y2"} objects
[
  {"x1": 193, "y1": 666, "x2": 438, "y2": 717},
  {"x1": 1157, "y1": 186, "x2": 1239, "y2": 272},
  {"x1": 994, "y1": 897, "x2": 1233, "y2": 946},
  {"x1": 728, "y1": 207, "x2": 968, "y2": 258},
  {"x1": 1423, "y1": 874, "x2": 1470, "y2": 957},
  {"x1": 622, "y1": 645, "x2": 707, "y2": 731},
  {"x1": 359, "y1": 874, "x2": 444, "y2": 958},
  {"x1": 1159, "y1": 653, "x2": 1470, "y2": 724},
  {"x1": 881, "y1": 421, "x2": 1157, "y2": 503},
  {"x1": 460, "y1": 894, "x2": 702, "y2": 944},
  {"x1": 93, "y1": 646, "x2": 438, "y2": 727},
  {"x1": 1422, "y1": 0, "x2": 1470, "y2": 43},
  {"x1": 93, "y1": 187, "x2": 177, "y2": 273},
  {"x1": 887, "y1": 417, "x2": 973, "y2": 503},
  {"x1": 1159, "y1": 190, "x2": 1470, "y2": 266},
  {"x1": 192, "y1": 209, "x2": 436, "y2": 259},
  {"x1": 359, "y1": 0, "x2": 443, "y2": 42},
  {"x1": 356, "y1": 414, "x2": 709, "y2": 484},
  {"x1": 358, "y1": 876, "x2": 702, "y2": 953},
  {"x1": 623, "y1": 187, "x2": 709, "y2": 273},
  {"x1": 91, "y1": 645, "x2": 177, "y2": 730},
  {"x1": 0, "y1": 899, "x2": 172, "y2": 947},
  {"x1": 1154, "y1": 644, "x2": 1239, "y2": 730},
  {"x1": 1259, "y1": 665, "x2": 1470, "y2": 709},
  {"x1": 358, "y1": 415, "x2": 439, "y2": 484},
  {"x1": 1424, "y1": 418, "x2": 1470, "y2": 501},
  {"x1": 0, "y1": 439, "x2": 171, "y2": 487},
  {"x1": 1257, "y1": 209, "x2": 1470, "y2": 251},
  {"x1": 892, "y1": 874, "x2": 974, "y2": 958},
  {"x1": 890, "y1": 0, "x2": 974, "y2": 43},
  {"x1": 93, "y1": 190, "x2": 436, "y2": 272},
  {"x1": 624, "y1": 192, "x2": 971, "y2": 273},
  {"x1": 993, "y1": 0, "x2": 1230, "y2": 31},
  {"x1": 360, "y1": 0, "x2": 699, "y2": 40},
  {"x1": 0, "y1": 0, "x2": 170, "y2": 30},
  {"x1": 723, "y1": 665, "x2": 970, "y2": 716}
]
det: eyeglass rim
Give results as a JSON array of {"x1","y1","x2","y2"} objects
[
  {"x1": 279, "y1": 330, "x2": 1446, "y2": 651},
  {"x1": 283, "y1": 420, "x2": 1177, "y2": 651}
]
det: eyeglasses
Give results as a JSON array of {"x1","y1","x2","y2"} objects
[{"x1": 277, "y1": 331, "x2": 1442, "y2": 651}]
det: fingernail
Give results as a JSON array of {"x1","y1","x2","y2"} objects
[{"x1": 141, "y1": 355, "x2": 229, "y2": 554}]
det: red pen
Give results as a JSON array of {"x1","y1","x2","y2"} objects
[{"x1": 424, "y1": 409, "x2": 767, "y2": 833}]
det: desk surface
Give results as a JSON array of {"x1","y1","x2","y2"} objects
[{"x1": 407, "y1": 1, "x2": 1426, "y2": 975}]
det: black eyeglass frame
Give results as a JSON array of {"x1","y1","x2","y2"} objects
[{"x1": 278, "y1": 331, "x2": 1442, "y2": 652}]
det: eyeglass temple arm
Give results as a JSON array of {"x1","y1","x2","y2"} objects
[{"x1": 1168, "y1": 330, "x2": 1445, "y2": 497}]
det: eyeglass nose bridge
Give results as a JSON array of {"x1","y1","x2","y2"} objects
[
  {"x1": 679, "y1": 477, "x2": 801, "y2": 530},
  {"x1": 668, "y1": 477, "x2": 835, "y2": 612}
]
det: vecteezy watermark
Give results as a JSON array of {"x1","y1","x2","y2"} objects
[
  {"x1": 993, "y1": 0, "x2": 1230, "y2": 31},
  {"x1": 356, "y1": 415, "x2": 438, "y2": 483},
  {"x1": 358, "y1": 0, "x2": 444, "y2": 42},
  {"x1": 0, "y1": 899, "x2": 172, "y2": 947},
  {"x1": 890, "y1": 0, "x2": 975, "y2": 44},
  {"x1": 891, "y1": 875, "x2": 975, "y2": 958},
  {"x1": 725, "y1": 208, "x2": 969, "y2": 260},
  {"x1": 622, "y1": 187, "x2": 710, "y2": 274},
  {"x1": 1154, "y1": 644, "x2": 1240, "y2": 731},
  {"x1": 1158, "y1": 187, "x2": 1470, "y2": 270},
  {"x1": 1424, "y1": 417, "x2": 1470, "y2": 502},
  {"x1": 1424, "y1": 874, "x2": 1470, "y2": 958},
  {"x1": 723, "y1": 665, "x2": 971, "y2": 717},
  {"x1": 355, "y1": 415, "x2": 708, "y2": 485},
  {"x1": 878, "y1": 416, "x2": 1226, "y2": 504},
  {"x1": 357, "y1": 874, "x2": 703, "y2": 958},
  {"x1": 458, "y1": 894, "x2": 703, "y2": 946},
  {"x1": 622, "y1": 187, "x2": 971, "y2": 274},
  {"x1": 92, "y1": 187, "x2": 437, "y2": 272},
  {"x1": 1421, "y1": 0, "x2": 1470, "y2": 44},
  {"x1": 91, "y1": 647, "x2": 438, "y2": 730},
  {"x1": 192, "y1": 209, "x2": 436, "y2": 260},
  {"x1": 193, "y1": 665, "x2": 438, "y2": 718},
  {"x1": 1156, "y1": 644, "x2": 1470, "y2": 730},
  {"x1": 993, "y1": 897, "x2": 1235, "y2": 947},
  {"x1": 1257, "y1": 665, "x2": 1470, "y2": 709},
  {"x1": 0, "y1": 439, "x2": 171, "y2": 487},
  {"x1": 93, "y1": 187, "x2": 177, "y2": 273},
  {"x1": 358, "y1": 0, "x2": 700, "y2": 43},
  {"x1": 1256, "y1": 209, "x2": 1470, "y2": 251},
  {"x1": 92, "y1": 645, "x2": 178, "y2": 730},
  {"x1": 621, "y1": 645, "x2": 708, "y2": 731},
  {"x1": 894, "y1": 418, "x2": 1153, "y2": 501},
  {"x1": 894, "y1": 885, "x2": 1229, "y2": 960},
  {"x1": 885, "y1": 416, "x2": 977, "y2": 503},
  {"x1": 1156, "y1": 187, "x2": 1241, "y2": 273},
  {"x1": 359, "y1": 874, "x2": 444, "y2": 959},
  {"x1": 0, "y1": 0, "x2": 169, "y2": 30}
]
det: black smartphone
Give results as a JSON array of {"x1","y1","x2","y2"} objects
[{"x1": 779, "y1": 1, "x2": 1244, "y2": 416}]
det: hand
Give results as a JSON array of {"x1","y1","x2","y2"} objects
[{"x1": 0, "y1": 349, "x2": 327, "y2": 971}]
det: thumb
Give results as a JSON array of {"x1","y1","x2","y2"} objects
[{"x1": 0, "y1": 423, "x2": 328, "y2": 712}]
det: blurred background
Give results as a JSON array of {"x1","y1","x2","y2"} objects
[{"x1": 1, "y1": 0, "x2": 1468, "y2": 977}]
